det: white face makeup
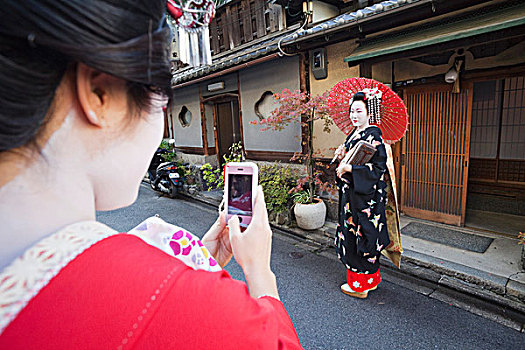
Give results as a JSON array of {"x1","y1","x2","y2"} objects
[{"x1": 349, "y1": 100, "x2": 369, "y2": 129}]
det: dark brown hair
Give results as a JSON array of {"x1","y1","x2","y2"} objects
[{"x1": 0, "y1": 0, "x2": 171, "y2": 152}]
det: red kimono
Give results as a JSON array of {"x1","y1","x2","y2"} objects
[{"x1": 0, "y1": 218, "x2": 302, "y2": 349}]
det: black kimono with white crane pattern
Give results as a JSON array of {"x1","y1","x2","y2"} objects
[{"x1": 335, "y1": 126, "x2": 390, "y2": 274}]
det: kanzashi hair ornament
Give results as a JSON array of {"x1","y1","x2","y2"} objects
[{"x1": 361, "y1": 88, "x2": 383, "y2": 125}]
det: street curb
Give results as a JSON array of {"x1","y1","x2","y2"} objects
[{"x1": 179, "y1": 189, "x2": 525, "y2": 329}]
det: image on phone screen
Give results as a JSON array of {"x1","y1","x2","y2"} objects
[{"x1": 228, "y1": 174, "x2": 253, "y2": 216}]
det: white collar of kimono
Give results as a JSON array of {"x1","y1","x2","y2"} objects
[{"x1": 0, "y1": 216, "x2": 220, "y2": 334}]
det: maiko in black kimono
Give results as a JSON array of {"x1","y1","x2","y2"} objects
[{"x1": 335, "y1": 125, "x2": 390, "y2": 292}]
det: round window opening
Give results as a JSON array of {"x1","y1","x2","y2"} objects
[{"x1": 178, "y1": 106, "x2": 192, "y2": 127}]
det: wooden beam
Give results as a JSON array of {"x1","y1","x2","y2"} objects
[
  {"x1": 461, "y1": 83, "x2": 473, "y2": 225},
  {"x1": 402, "y1": 207, "x2": 461, "y2": 226},
  {"x1": 225, "y1": 6, "x2": 235, "y2": 50},
  {"x1": 220, "y1": 11, "x2": 231, "y2": 51},
  {"x1": 359, "y1": 62, "x2": 372, "y2": 78},
  {"x1": 231, "y1": 3, "x2": 242, "y2": 47},
  {"x1": 255, "y1": 0, "x2": 266, "y2": 39},
  {"x1": 245, "y1": 150, "x2": 295, "y2": 161},
  {"x1": 241, "y1": 0, "x2": 253, "y2": 43},
  {"x1": 209, "y1": 18, "x2": 220, "y2": 55},
  {"x1": 299, "y1": 53, "x2": 308, "y2": 156},
  {"x1": 198, "y1": 85, "x2": 209, "y2": 156},
  {"x1": 268, "y1": 3, "x2": 279, "y2": 33},
  {"x1": 175, "y1": 146, "x2": 206, "y2": 155},
  {"x1": 237, "y1": 71, "x2": 246, "y2": 155}
]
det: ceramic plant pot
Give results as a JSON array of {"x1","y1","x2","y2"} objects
[{"x1": 294, "y1": 198, "x2": 326, "y2": 230}]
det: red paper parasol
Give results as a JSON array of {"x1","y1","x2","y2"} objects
[{"x1": 327, "y1": 77, "x2": 408, "y2": 143}]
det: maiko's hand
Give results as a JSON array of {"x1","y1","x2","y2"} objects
[
  {"x1": 334, "y1": 144, "x2": 345, "y2": 160},
  {"x1": 336, "y1": 164, "x2": 352, "y2": 178},
  {"x1": 201, "y1": 212, "x2": 233, "y2": 268}
]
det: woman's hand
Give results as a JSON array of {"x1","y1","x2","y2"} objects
[
  {"x1": 334, "y1": 144, "x2": 345, "y2": 160},
  {"x1": 336, "y1": 163, "x2": 352, "y2": 178},
  {"x1": 228, "y1": 186, "x2": 279, "y2": 299},
  {"x1": 201, "y1": 212, "x2": 233, "y2": 268}
]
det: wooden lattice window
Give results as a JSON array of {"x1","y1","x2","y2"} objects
[{"x1": 209, "y1": 0, "x2": 284, "y2": 55}]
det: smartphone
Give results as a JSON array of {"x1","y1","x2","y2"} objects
[{"x1": 224, "y1": 162, "x2": 258, "y2": 228}]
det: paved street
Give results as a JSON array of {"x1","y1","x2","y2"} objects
[{"x1": 97, "y1": 184, "x2": 525, "y2": 349}]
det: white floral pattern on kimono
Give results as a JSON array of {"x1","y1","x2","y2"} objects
[{"x1": 129, "y1": 216, "x2": 220, "y2": 272}]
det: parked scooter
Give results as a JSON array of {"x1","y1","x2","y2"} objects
[{"x1": 147, "y1": 139, "x2": 185, "y2": 198}]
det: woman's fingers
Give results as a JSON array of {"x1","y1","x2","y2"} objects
[
  {"x1": 251, "y1": 186, "x2": 268, "y2": 224},
  {"x1": 229, "y1": 186, "x2": 273, "y2": 273},
  {"x1": 217, "y1": 211, "x2": 227, "y2": 228},
  {"x1": 228, "y1": 215, "x2": 241, "y2": 240},
  {"x1": 204, "y1": 212, "x2": 226, "y2": 239}
]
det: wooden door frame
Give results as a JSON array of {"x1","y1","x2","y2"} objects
[
  {"x1": 461, "y1": 82, "x2": 473, "y2": 225},
  {"x1": 401, "y1": 83, "x2": 473, "y2": 226}
]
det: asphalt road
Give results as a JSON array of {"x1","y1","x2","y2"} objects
[{"x1": 97, "y1": 184, "x2": 525, "y2": 349}]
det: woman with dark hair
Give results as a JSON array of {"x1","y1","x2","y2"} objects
[
  {"x1": 0, "y1": 1, "x2": 302, "y2": 348},
  {"x1": 333, "y1": 90, "x2": 391, "y2": 299}
]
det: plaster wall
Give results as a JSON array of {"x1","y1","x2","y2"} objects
[
  {"x1": 311, "y1": 1, "x2": 339, "y2": 24},
  {"x1": 170, "y1": 85, "x2": 202, "y2": 147},
  {"x1": 240, "y1": 55, "x2": 302, "y2": 152},
  {"x1": 199, "y1": 73, "x2": 238, "y2": 98},
  {"x1": 310, "y1": 40, "x2": 360, "y2": 158}
]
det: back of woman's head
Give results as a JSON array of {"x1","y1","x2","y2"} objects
[{"x1": 0, "y1": 0, "x2": 171, "y2": 152}]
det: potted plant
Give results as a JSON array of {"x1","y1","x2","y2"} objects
[{"x1": 251, "y1": 89, "x2": 335, "y2": 230}]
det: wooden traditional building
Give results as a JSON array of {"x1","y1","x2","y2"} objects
[{"x1": 169, "y1": 0, "x2": 525, "y2": 230}]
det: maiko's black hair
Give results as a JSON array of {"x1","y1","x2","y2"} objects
[
  {"x1": 349, "y1": 91, "x2": 369, "y2": 114},
  {"x1": 0, "y1": 0, "x2": 172, "y2": 152}
]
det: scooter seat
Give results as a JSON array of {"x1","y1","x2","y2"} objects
[{"x1": 157, "y1": 162, "x2": 171, "y2": 169}]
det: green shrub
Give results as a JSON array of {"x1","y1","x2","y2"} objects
[
  {"x1": 259, "y1": 163, "x2": 299, "y2": 215},
  {"x1": 201, "y1": 142, "x2": 244, "y2": 190}
]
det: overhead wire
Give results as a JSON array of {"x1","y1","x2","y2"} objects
[{"x1": 277, "y1": 10, "x2": 310, "y2": 57}]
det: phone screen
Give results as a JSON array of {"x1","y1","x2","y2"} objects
[{"x1": 227, "y1": 173, "x2": 253, "y2": 216}]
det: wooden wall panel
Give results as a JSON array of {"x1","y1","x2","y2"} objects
[
  {"x1": 241, "y1": 0, "x2": 253, "y2": 43},
  {"x1": 208, "y1": 0, "x2": 282, "y2": 54},
  {"x1": 209, "y1": 18, "x2": 219, "y2": 55},
  {"x1": 230, "y1": 4, "x2": 242, "y2": 47},
  {"x1": 219, "y1": 12, "x2": 229, "y2": 51},
  {"x1": 401, "y1": 86, "x2": 472, "y2": 226},
  {"x1": 255, "y1": 0, "x2": 266, "y2": 38},
  {"x1": 224, "y1": 7, "x2": 234, "y2": 50}
]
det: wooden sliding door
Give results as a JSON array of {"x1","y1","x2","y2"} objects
[{"x1": 401, "y1": 85, "x2": 473, "y2": 226}]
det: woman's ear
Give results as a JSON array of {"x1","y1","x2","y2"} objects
[{"x1": 75, "y1": 63, "x2": 115, "y2": 127}]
